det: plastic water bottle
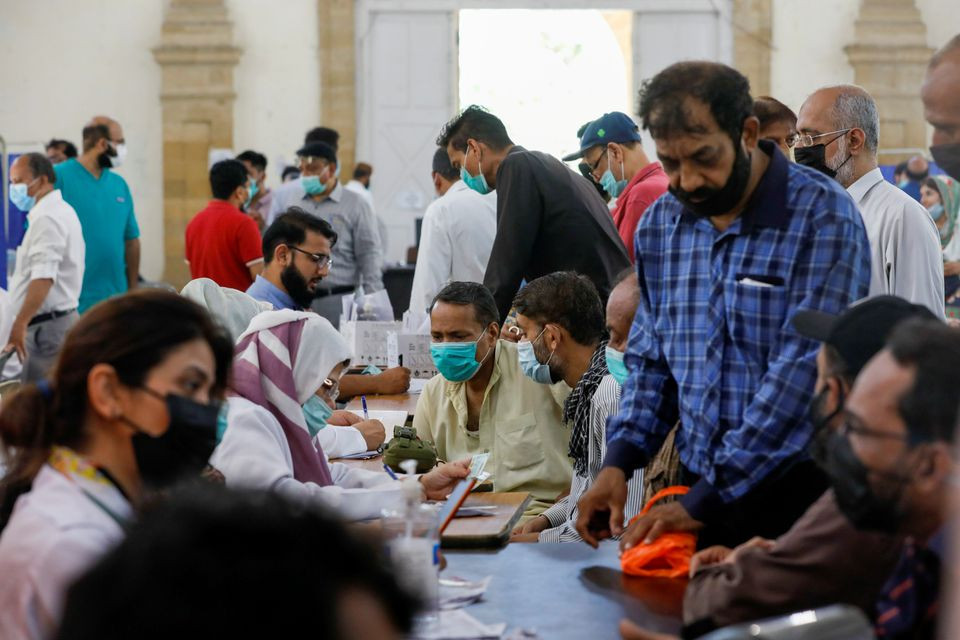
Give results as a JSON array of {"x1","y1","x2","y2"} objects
[{"x1": 382, "y1": 459, "x2": 440, "y2": 625}]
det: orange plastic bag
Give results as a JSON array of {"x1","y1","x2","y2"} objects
[{"x1": 620, "y1": 486, "x2": 696, "y2": 579}]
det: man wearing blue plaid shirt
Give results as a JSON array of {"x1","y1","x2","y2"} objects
[{"x1": 576, "y1": 61, "x2": 872, "y2": 551}]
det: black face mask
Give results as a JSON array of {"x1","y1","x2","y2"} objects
[
  {"x1": 808, "y1": 383, "x2": 845, "y2": 435},
  {"x1": 809, "y1": 428, "x2": 909, "y2": 534},
  {"x1": 669, "y1": 139, "x2": 752, "y2": 218},
  {"x1": 280, "y1": 261, "x2": 319, "y2": 310},
  {"x1": 931, "y1": 142, "x2": 960, "y2": 181},
  {"x1": 126, "y1": 392, "x2": 221, "y2": 490},
  {"x1": 795, "y1": 132, "x2": 852, "y2": 180},
  {"x1": 794, "y1": 144, "x2": 836, "y2": 178}
]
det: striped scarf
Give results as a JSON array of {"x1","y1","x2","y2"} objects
[
  {"x1": 563, "y1": 341, "x2": 608, "y2": 476},
  {"x1": 231, "y1": 319, "x2": 334, "y2": 486}
]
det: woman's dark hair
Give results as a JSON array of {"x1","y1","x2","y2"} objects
[
  {"x1": 0, "y1": 290, "x2": 233, "y2": 528},
  {"x1": 923, "y1": 176, "x2": 942, "y2": 197},
  {"x1": 56, "y1": 486, "x2": 416, "y2": 639}
]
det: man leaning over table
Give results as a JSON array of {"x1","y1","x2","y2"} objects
[
  {"x1": 510, "y1": 270, "x2": 645, "y2": 543},
  {"x1": 575, "y1": 61, "x2": 871, "y2": 551},
  {"x1": 414, "y1": 281, "x2": 572, "y2": 517}
]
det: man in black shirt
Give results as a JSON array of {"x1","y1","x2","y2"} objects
[{"x1": 438, "y1": 106, "x2": 630, "y2": 322}]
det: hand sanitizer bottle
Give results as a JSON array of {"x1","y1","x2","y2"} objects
[{"x1": 383, "y1": 459, "x2": 440, "y2": 626}]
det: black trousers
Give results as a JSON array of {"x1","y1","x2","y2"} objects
[{"x1": 679, "y1": 459, "x2": 829, "y2": 550}]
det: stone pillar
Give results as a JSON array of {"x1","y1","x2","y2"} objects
[
  {"x1": 733, "y1": 0, "x2": 772, "y2": 98},
  {"x1": 153, "y1": 0, "x2": 241, "y2": 288},
  {"x1": 845, "y1": 0, "x2": 933, "y2": 164},
  {"x1": 318, "y1": 0, "x2": 358, "y2": 178}
]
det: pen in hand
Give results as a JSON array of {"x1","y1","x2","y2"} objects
[{"x1": 361, "y1": 395, "x2": 369, "y2": 420}]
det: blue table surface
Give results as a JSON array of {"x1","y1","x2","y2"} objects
[{"x1": 444, "y1": 541, "x2": 685, "y2": 639}]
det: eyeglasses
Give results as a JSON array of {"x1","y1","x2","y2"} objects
[
  {"x1": 837, "y1": 413, "x2": 910, "y2": 443},
  {"x1": 586, "y1": 149, "x2": 608, "y2": 180},
  {"x1": 793, "y1": 129, "x2": 851, "y2": 149},
  {"x1": 286, "y1": 245, "x2": 332, "y2": 269},
  {"x1": 319, "y1": 378, "x2": 340, "y2": 402}
]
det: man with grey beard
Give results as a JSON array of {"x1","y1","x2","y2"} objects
[{"x1": 796, "y1": 85, "x2": 944, "y2": 316}]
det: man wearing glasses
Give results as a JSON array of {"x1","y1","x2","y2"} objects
[
  {"x1": 564, "y1": 112, "x2": 669, "y2": 263},
  {"x1": 796, "y1": 85, "x2": 944, "y2": 315},
  {"x1": 247, "y1": 207, "x2": 336, "y2": 312},
  {"x1": 248, "y1": 207, "x2": 411, "y2": 406},
  {"x1": 268, "y1": 141, "x2": 384, "y2": 328}
]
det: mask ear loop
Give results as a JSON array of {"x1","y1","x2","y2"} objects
[{"x1": 473, "y1": 325, "x2": 496, "y2": 368}]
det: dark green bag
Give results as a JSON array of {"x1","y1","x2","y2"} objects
[{"x1": 382, "y1": 425, "x2": 438, "y2": 473}]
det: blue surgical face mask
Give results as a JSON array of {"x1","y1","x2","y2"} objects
[
  {"x1": 302, "y1": 395, "x2": 334, "y2": 439},
  {"x1": 599, "y1": 151, "x2": 628, "y2": 198},
  {"x1": 215, "y1": 404, "x2": 230, "y2": 443},
  {"x1": 518, "y1": 327, "x2": 555, "y2": 384},
  {"x1": 928, "y1": 202, "x2": 945, "y2": 222},
  {"x1": 460, "y1": 146, "x2": 491, "y2": 195},
  {"x1": 302, "y1": 174, "x2": 328, "y2": 196},
  {"x1": 243, "y1": 178, "x2": 258, "y2": 210},
  {"x1": 9, "y1": 179, "x2": 38, "y2": 212},
  {"x1": 605, "y1": 346, "x2": 629, "y2": 385},
  {"x1": 898, "y1": 179, "x2": 911, "y2": 189},
  {"x1": 431, "y1": 330, "x2": 491, "y2": 382}
]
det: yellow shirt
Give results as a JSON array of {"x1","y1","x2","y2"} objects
[{"x1": 413, "y1": 340, "x2": 572, "y2": 515}]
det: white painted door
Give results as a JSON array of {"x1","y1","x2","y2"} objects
[{"x1": 356, "y1": 10, "x2": 458, "y2": 264}]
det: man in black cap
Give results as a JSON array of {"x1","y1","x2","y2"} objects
[
  {"x1": 267, "y1": 141, "x2": 383, "y2": 328},
  {"x1": 678, "y1": 296, "x2": 937, "y2": 635}
]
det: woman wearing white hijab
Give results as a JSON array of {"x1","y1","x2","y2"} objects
[
  {"x1": 211, "y1": 310, "x2": 469, "y2": 521},
  {"x1": 182, "y1": 278, "x2": 375, "y2": 457}
]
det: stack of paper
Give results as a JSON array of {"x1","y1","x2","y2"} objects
[
  {"x1": 440, "y1": 576, "x2": 491, "y2": 610},
  {"x1": 411, "y1": 609, "x2": 506, "y2": 640}
]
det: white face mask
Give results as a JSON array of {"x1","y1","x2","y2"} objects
[{"x1": 110, "y1": 143, "x2": 128, "y2": 169}]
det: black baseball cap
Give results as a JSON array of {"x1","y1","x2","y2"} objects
[
  {"x1": 295, "y1": 141, "x2": 337, "y2": 163},
  {"x1": 792, "y1": 296, "x2": 938, "y2": 377}
]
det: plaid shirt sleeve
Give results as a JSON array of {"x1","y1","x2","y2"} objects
[
  {"x1": 603, "y1": 212, "x2": 679, "y2": 478},
  {"x1": 679, "y1": 190, "x2": 871, "y2": 520}
]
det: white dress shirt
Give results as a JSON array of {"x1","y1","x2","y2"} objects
[
  {"x1": 0, "y1": 464, "x2": 130, "y2": 640},
  {"x1": 847, "y1": 168, "x2": 945, "y2": 315},
  {"x1": 211, "y1": 397, "x2": 403, "y2": 521},
  {"x1": 315, "y1": 422, "x2": 368, "y2": 458},
  {"x1": 408, "y1": 180, "x2": 497, "y2": 314},
  {"x1": 8, "y1": 189, "x2": 85, "y2": 315}
]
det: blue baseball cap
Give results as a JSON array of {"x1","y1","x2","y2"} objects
[{"x1": 562, "y1": 112, "x2": 643, "y2": 162}]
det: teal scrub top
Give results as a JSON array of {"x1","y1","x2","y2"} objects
[{"x1": 54, "y1": 159, "x2": 140, "y2": 312}]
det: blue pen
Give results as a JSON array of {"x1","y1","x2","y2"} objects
[
  {"x1": 361, "y1": 395, "x2": 369, "y2": 420},
  {"x1": 382, "y1": 463, "x2": 399, "y2": 480}
]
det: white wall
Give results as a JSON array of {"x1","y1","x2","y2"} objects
[
  {"x1": 770, "y1": 0, "x2": 958, "y2": 117},
  {"x1": 229, "y1": 0, "x2": 321, "y2": 184},
  {"x1": 0, "y1": 0, "x2": 165, "y2": 279}
]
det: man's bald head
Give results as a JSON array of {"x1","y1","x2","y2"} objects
[
  {"x1": 87, "y1": 115, "x2": 124, "y2": 144},
  {"x1": 907, "y1": 155, "x2": 929, "y2": 176},
  {"x1": 923, "y1": 35, "x2": 960, "y2": 149},
  {"x1": 802, "y1": 85, "x2": 879, "y2": 153}
]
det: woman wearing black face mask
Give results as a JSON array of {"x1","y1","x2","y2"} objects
[{"x1": 0, "y1": 289, "x2": 232, "y2": 640}]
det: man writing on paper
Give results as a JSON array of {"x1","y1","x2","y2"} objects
[{"x1": 414, "y1": 282, "x2": 572, "y2": 517}]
